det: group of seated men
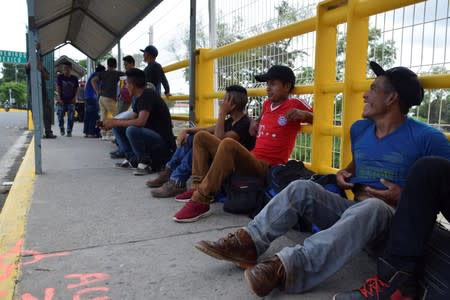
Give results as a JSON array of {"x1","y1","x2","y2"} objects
[{"x1": 102, "y1": 60, "x2": 450, "y2": 298}]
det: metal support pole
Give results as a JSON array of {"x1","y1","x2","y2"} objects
[
  {"x1": 118, "y1": 40, "x2": 122, "y2": 71},
  {"x1": 27, "y1": 0, "x2": 43, "y2": 174},
  {"x1": 189, "y1": 0, "x2": 196, "y2": 126}
]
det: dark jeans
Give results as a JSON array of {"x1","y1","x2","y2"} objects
[
  {"x1": 83, "y1": 99, "x2": 100, "y2": 136},
  {"x1": 166, "y1": 134, "x2": 194, "y2": 185},
  {"x1": 112, "y1": 126, "x2": 171, "y2": 168},
  {"x1": 385, "y1": 156, "x2": 450, "y2": 273},
  {"x1": 42, "y1": 97, "x2": 53, "y2": 134},
  {"x1": 56, "y1": 103, "x2": 75, "y2": 132}
]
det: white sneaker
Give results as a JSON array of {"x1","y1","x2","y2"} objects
[
  {"x1": 133, "y1": 163, "x2": 152, "y2": 176},
  {"x1": 114, "y1": 159, "x2": 136, "y2": 169}
]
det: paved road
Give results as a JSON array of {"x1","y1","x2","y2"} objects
[{"x1": 0, "y1": 111, "x2": 31, "y2": 212}]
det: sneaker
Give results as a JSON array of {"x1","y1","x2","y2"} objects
[
  {"x1": 151, "y1": 180, "x2": 187, "y2": 198},
  {"x1": 66, "y1": 132, "x2": 72, "y2": 137},
  {"x1": 333, "y1": 258, "x2": 418, "y2": 300},
  {"x1": 173, "y1": 200, "x2": 211, "y2": 223},
  {"x1": 114, "y1": 159, "x2": 136, "y2": 169},
  {"x1": 146, "y1": 168, "x2": 172, "y2": 188},
  {"x1": 110, "y1": 150, "x2": 125, "y2": 159},
  {"x1": 133, "y1": 163, "x2": 152, "y2": 176},
  {"x1": 60, "y1": 127, "x2": 65, "y2": 136},
  {"x1": 175, "y1": 188, "x2": 195, "y2": 202}
]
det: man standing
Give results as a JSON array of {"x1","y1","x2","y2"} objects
[
  {"x1": 101, "y1": 68, "x2": 176, "y2": 175},
  {"x1": 194, "y1": 62, "x2": 450, "y2": 296},
  {"x1": 56, "y1": 61, "x2": 78, "y2": 137},
  {"x1": 25, "y1": 46, "x2": 57, "y2": 139},
  {"x1": 141, "y1": 45, "x2": 171, "y2": 96},
  {"x1": 92, "y1": 57, "x2": 125, "y2": 139}
]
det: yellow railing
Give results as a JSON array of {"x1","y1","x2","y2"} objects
[{"x1": 162, "y1": 0, "x2": 449, "y2": 173}]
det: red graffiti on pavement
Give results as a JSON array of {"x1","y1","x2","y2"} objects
[
  {"x1": 21, "y1": 249, "x2": 70, "y2": 266},
  {"x1": 21, "y1": 288, "x2": 55, "y2": 300}
]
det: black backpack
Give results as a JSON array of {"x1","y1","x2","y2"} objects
[
  {"x1": 222, "y1": 174, "x2": 268, "y2": 219},
  {"x1": 267, "y1": 160, "x2": 315, "y2": 193}
]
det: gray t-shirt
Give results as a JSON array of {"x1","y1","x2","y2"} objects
[{"x1": 98, "y1": 70, "x2": 125, "y2": 99}]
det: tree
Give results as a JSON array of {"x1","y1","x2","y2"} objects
[
  {"x1": 414, "y1": 66, "x2": 450, "y2": 131},
  {"x1": 0, "y1": 81, "x2": 27, "y2": 107},
  {"x1": 169, "y1": 1, "x2": 311, "y2": 85},
  {"x1": 0, "y1": 63, "x2": 27, "y2": 83}
]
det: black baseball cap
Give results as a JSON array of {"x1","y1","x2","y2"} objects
[
  {"x1": 254, "y1": 65, "x2": 296, "y2": 88},
  {"x1": 369, "y1": 61, "x2": 424, "y2": 107},
  {"x1": 140, "y1": 45, "x2": 158, "y2": 57}
]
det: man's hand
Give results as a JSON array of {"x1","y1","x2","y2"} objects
[
  {"x1": 102, "y1": 119, "x2": 114, "y2": 130},
  {"x1": 164, "y1": 92, "x2": 172, "y2": 97},
  {"x1": 285, "y1": 109, "x2": 312, "y2": 123},
  {"x1": 336, "y1": 169, "x2": 354, "y2": 189},
  {"x1": 249, "y1": 120, "x2": 259, "y2": 136},
  {"x1": 364, "y1": 179, "x2": 402, "y2": 207},
  {"x1": 176, "y1": 129, "x2": 189, "y2": 145},
  {"x1": 219, "y1": 95, "x2": 234, "y2": 116}
]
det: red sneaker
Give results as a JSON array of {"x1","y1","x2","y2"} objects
[
  {"x1": 175, "y1": 188, "x2": 195, "y2": 202},
  {"x1": 173, "y1": 200, "x2": 211, "y2": 223}
]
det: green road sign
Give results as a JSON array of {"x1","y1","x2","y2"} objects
[{"x1": 0, "y1": 50, "x2": 27, "y2": 64}]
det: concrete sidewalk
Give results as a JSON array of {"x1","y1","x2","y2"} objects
[{"x1": 2, "y1": 123, "x2": 375, "y2": 300}]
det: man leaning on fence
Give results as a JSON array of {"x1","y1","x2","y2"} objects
[
  {"x1": 173, "y1": 65, "x2": 313, "y2": 222},
  {"x1": 194, "y1": 61, "x2": 450, "y2": 297}
]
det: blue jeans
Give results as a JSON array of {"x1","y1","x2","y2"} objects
[
  {"x1": 112, "y1": 126, "x2": 170, "y2": 167},
  {"x1": 83, "y1": 99, "x2": 100, "y2": 136},
  {"x1": 56, "y1": 103, "x2": 75, "y2": 132},
  {"x1": 166, "y1": 134, "x2": 194, "y2": 185},
  {"x1": 245, "y1": 180, "x2": 394, "y2": 293}
]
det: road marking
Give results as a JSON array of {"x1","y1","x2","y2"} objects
[{"x1": 0, "y1": 138, "x2": 35, "y2": 299}]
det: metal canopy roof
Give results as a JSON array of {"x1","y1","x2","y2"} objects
[{"x1": 33, "y1": 0, "x2": 163, "y2": 59}]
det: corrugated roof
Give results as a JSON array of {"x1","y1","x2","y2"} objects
[{"x1": 33, "y1": 0, "x2": 163, "y2": 59}]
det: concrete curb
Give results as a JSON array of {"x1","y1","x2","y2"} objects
[{"x1": 0, "y1": 138, "x2": 35, "y2": 299}]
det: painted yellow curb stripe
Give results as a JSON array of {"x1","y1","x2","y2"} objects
[{"x1": 0, "y1": 138, "x2": 36, "y2": 299}]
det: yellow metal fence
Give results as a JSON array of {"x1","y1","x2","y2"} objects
[{"x1": 162, "y1": 0, "x2": 450, "y2": 173}]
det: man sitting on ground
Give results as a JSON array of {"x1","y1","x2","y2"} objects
[
  {"x1": 148, "y1": 85, "x2": 255, "y2": 198},
  {"x1": 100, "y1": 68, "x2": 176, "y2": 175},
  {"x1": 194, "y1": 62, "x2": 450, "y2": 297},
  {"x1": 173, "y1": 65, "x2": 313, "y2": 222},
  {"x1": 335, "y1": 156, "x2": 450, "y2": 299}
]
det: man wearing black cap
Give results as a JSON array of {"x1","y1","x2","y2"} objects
[
  {"x1": 194, "y1": 62, "x2": 450, "y2": 297},
  {"x1": 141, "y1": 45, "x2": 171, "y2": 96},
  {"x1": 173, "y1": 65, "x2": 313, "y2": 222}
]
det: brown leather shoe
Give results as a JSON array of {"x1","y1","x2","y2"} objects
[
  {"x1": 151, "y1": 180, "x2": 187, "y2": 198},
  {"x1": 146, "y1": 167, "x2": 172, "y2": 188},
  {"x1": 194, "y1": 229, "x2": 257, "y2": 269},
  {"x1": 244, "y1": 255, "x2": 285, "y2": 297}
]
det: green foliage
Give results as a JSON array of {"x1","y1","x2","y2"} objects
[
  {"x1": 0, "y1": 81, "x2": 27, "y2": 107},
  {"x1": 411, "y1": 66, "x2": 450, "y2": 131},
  {"x1": 0, "y1": 63, "x2": 27, "y2": 83}
]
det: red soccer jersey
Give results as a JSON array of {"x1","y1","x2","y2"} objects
[{"x1": 251, "y1": 98, "x2": 312, "y2": 165}]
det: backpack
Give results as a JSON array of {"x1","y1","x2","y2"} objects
[
  {"x1": 222, "y1": 174, "x2": 268, "y2": 218},
  {"x1": 267, "y1": 160, "x2": 316, "y2": 194}
]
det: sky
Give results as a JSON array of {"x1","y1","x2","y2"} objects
[{"x1": 1, "y1": 0, "x2": 448, "y2": 77}]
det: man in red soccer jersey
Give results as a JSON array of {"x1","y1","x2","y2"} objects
[{"x1": 173, "y1": 65, "x2": 313, "y2": 222}]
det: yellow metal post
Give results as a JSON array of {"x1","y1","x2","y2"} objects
[
  {"x1": 340, "y1": 0, "x2": 369, "y2": 168},
  {"x1": 195, "y1": 49, "x2": 214, "y2": 127},
  {"x1": 311, "y1": 0, "x2": 340, "y2": 174}
]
